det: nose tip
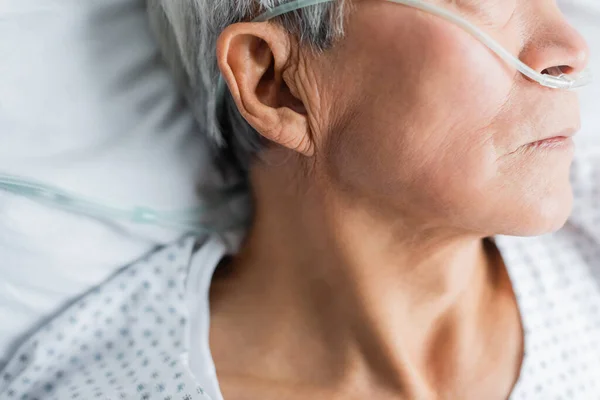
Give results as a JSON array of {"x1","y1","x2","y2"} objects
[
  {"x1": 560, "y1": 27, "x2": 590, "y2": 75},
  {"x1": 572, "y1": 38, "x2": 590, "y2": 74},
  {"x1": 520, "y1": 17, "x2": 591, "y2": 78}
]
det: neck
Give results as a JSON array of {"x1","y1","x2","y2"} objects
[{"x1": 209, "y1": 161, "x2": 513, "y2": 398}]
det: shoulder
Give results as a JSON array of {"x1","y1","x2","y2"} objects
[{"x1": 0, "y1": 235, "x2": 217, "y2": 400}]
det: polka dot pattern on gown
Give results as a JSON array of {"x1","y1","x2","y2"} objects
[{"x1": 0, "y1": 236, "x2": 212, "y2": 400}]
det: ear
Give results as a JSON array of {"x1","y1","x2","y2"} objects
[{"x1": 216, "y1": 22, "x2": 314, "y2": 156}]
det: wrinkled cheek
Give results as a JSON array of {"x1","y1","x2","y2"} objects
[
  {"x1": 423, "y1": 27, "x2": 514, "y2": 114},
  {"x1": 322, "y1": 8, "x2": 519, "y2": 219},
  {"x1": 412, "y1": 143, "x2": 498, "y2": 208}
]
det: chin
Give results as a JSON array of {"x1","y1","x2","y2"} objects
[{"x1": 514, "y1": 184, "x2": 574, "y2": 237}]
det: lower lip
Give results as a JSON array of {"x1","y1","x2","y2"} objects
[{"x1": 526, "y1": 136, "x2": 573, "y2": 150}]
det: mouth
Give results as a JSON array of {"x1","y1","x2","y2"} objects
[
  {"x1": 503, "y1": 128, "x2": 578, "y2": 158},
  {"x1": 524, "y1": 128, "x2": 578, "y2": 151},
  {"x1": 526, "y1": 136, "x2": 573, "y2": 150}
]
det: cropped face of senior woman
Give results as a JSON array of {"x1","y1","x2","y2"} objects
[
  {"x1": 217, "y1": 0, "x2": 586, "y2": 236},
  {"x1": 150, "y1": 0, "x2": 590, "y2": 398}
]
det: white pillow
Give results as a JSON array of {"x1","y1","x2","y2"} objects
[{"x1": 0, "y1": 0, "x2": 231, "y2": 366}]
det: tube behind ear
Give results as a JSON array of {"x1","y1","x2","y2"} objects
[{"x1": 216, "y1": 0, "x2": 593, "y2": 90}]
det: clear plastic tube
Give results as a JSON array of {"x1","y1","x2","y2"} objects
[
  {"x1": 252, "y1": 0, "x2": 335, "y2": 22},
  {"x1": 0, "y1": 173, "x2": 248, "y2": 233},
  {"x1": 244, "y1": 0, "x2": 593, "y2": 90},
  {"x1": 386, "y1": 0, "x2": 593, "y2": 90}
]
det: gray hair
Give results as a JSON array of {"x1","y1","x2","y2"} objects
[{"x1": 147, "y1": 0, "x2": 347, "y2": 171}]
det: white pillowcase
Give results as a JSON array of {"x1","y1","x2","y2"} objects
[{"x1": 0, "y1": 0, "x2": 230, "y2": 366}]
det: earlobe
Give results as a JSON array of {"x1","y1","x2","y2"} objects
[{"x1": 216, "y1": 22, "x2": 315, "y2": 157}]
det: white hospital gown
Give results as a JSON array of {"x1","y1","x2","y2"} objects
[
  {"x1": 3, "y1": 153, "x2": 600, "y2": 399},
  {"x1": 0, "y1": 237, "x2": 212, "y2": 400}
]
